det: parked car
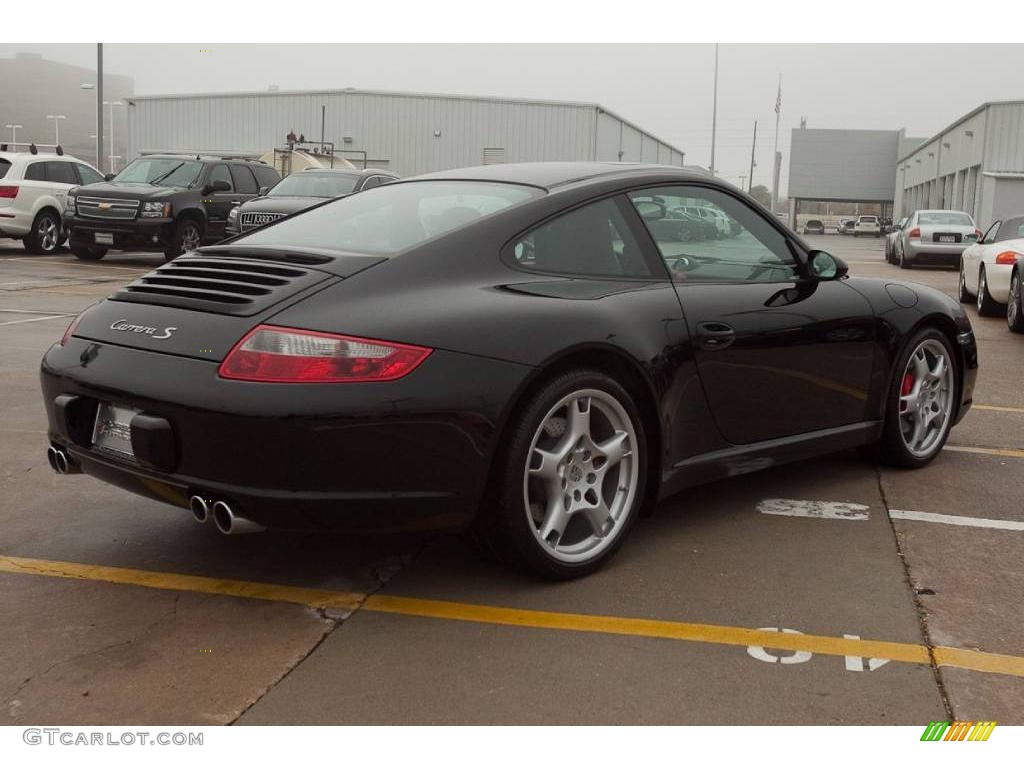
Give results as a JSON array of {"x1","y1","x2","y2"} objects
[
  {"x1": 225, "y1": 168, "x2": 398, "y2": 238},
  {"x1": 885, "y1": 217, "x2": 908, "y2": 263},
  {"x1": 63, "y1": 154, "x2": 280, "y2": 262},
  {"x1": 895, "y1": 209, "x2": 979, "y2": 269},
  {"x1": 958, "y1": 215, "x2": 1024, "y2": 316},
  {"x1": 0, "y1": 144, "x2": 103, "y2": 254},
  {"x1": 839, "y1": 219, "x2": 856, "y2": 235},
  {"x1": 679, "y1": 205, "x2": 730, "y2": 238},
  {"x1": 42, "y1": 162, "x2": 977, "y2": 579},
  {"x1": 639, "y1": 206, "x2": 707, "y2": 243},
  {"x1": 802, "y1": 219, "x2": 825, "y2": 235},
  {"x1": 854, "y1": 215, "x2": 881, "y2": 238},
  {"x1": 669, "y1": 207, "x2": 716, "y2": 240}
]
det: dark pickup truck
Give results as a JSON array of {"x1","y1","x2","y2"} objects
[{"x1": 63, "y1": 154, "x2": 280, "y2": 261}]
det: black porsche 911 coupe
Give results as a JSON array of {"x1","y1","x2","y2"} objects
[{"x1": 41, "y1": 162, "x2": 978, "y2": 579}]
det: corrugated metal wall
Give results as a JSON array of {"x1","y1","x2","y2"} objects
[{"x1": 127, "y1": 90, "x2": 684, "y2": 176}]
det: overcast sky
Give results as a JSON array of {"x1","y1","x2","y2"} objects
[{"x1": 4, "y1": 43, "x2": 1024, "y2": 193}]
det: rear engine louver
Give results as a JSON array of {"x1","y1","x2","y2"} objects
[{"x1": 111, "y1": 256, "x2": 330, "y2": 316}]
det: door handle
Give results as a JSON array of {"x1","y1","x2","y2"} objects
[{"x1": 696, "y1": 322, "x2": 736, "y2": 350}]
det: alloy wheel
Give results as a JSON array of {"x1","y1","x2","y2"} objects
[
  {"x1": 38, "y1": 215, "x2": 59, "y2": 252},
  {"x1": 898, "y1": 339, "x2": 954, "y2": 458},
  {"x1": 1009, "y1": 273, "x2": 1022, "y2": 330},
  {"x1": 182, "y1": 223, "x2": 201, "y2": 252},
  {"x1": 523, "y1": 388, "x2": 639, "y2": 564},
  {"x1": 977, "y1": 270, "x2": 987, "y2": 313}
]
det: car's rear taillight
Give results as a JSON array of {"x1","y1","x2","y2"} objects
[
  {"x1": 59, "y1": 304, "x2": 95, "y2": 346},
  {"x1": 0, "y1": 185, "x2": 18, "y2": 199},
  {"x1": 908, "y1": 227, "x2": 921, "y2": 239},
  {"x1": 218, "y1": 325, "x2": 433, "y2": 383},
  {"x1": 996, "y1": 251, "x2": 1019, "y2": 265}
]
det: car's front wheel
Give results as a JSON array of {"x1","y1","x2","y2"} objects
[
  {"x1": 475, "y1": 370, "x2": 647, "y2": 580},
  {"x1": 878, "y1": 328, "x2": 958, "y2": 469},
  {"x1": 164, "y1": 218, "x2": 203, "y2": 262},
  {"x1": 976, "y1": 266, "x2": 1002, "y2": 317},
  {"x1": 1008, "y1": 269, "x2": 1024, "y2": 333},
  {"x1": 71, "y1": 246, "x2": 107, "y2": 261},
  {"x1": 899, "y1": 248, "x2": 913, "y2": 269},
  {"x1": 23, "y1": 210, "x2": 62, "y2": 255}
]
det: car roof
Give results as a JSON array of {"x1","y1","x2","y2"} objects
[
  {"x1": 0, "y1": 151, "x2": 81, "y2": 161},
  {"x1": 409, "y1": 161, "x2": 710, "y2": 191}
]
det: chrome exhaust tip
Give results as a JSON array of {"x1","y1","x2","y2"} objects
[
  {"x1": 52, "y1": 447, "x2": 69, "y2": 475},
  {"x1": 189, "y1": 495, "x2": 210, "y2": 524},
  {"x1": 46, "y1": 446, "x2": 59, "y2": 472},
  {"x1": 211, "y1": 500, "x2": 266, "y2": 535}
]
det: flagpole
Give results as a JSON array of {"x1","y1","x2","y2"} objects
[
  {"x1": 710, "y1": 44, "x2": 719, "y2": 176},
  {"x1": 772, "y1": 74, "x2": 781, "y2": 213}
]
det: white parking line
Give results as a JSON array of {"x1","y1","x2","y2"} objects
[
  {"x1": 0, "y1": 314, "x2": 70, "y2": 326},
  {"x1": 757, "y1": 498, "x2": 870, "y2": 520},
  {"x1": 889, "y1": 509, "x2": 1024, "y2": 531},
  {"x1": 944, "y1": 445, "x2": 1024, "y2": 459},
  {"x1": 1, "y1": 257, "x2": 149, "y2": 273}
]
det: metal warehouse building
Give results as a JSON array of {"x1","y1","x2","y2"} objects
[
  {"x1": 895, "y1": 101, "x2": 1024, "y2": 228},
  {"x1": 787, "y1": 128, "x2": 924, "y2": 222},
  {"x1": 126, "y1": 88, "x2": 686, "y2": 176}
]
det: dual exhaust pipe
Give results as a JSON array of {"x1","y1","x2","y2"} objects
[
  {"x1": 189, "y1": 495, "x2": 265, "y2": 535},
  {"x1": 46, "y1": 445, "x2": 80, "y2": 475}
]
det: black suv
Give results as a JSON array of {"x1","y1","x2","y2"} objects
[{"x1": 64, "y1": 154, "x2": 280, "y2": 262}]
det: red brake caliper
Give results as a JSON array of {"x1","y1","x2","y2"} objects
[{"x1": 900, "y1": 373, "x2": 914, "y2": 411}]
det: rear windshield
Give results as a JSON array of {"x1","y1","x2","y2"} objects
[
  {"x1": 0, "y1": 159, "x2": 10, "y2": 179},
  {"x1": 269, "y1": 173, "x2": 359, "y2": 198},
  {"x1": 236, "y1": 180, "x2": 542, "y2": 255},
  {"x1": 858, "y1": 216, "x2": 878, "y2": 223},
  {"x1": 918, "y1": 211, "x2": 973, "y2": 226},
  {"x1": 807, "y1": 220, "x2": 823, "y2": 226}
]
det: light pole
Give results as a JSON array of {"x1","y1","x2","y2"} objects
[
  {"x1": 104, "y1": 101, "x2": 123, "y2": 173},
  {"x1": 80, "y1": 83, "x2": 99, "y2": 167},
  {"x1": 710, "y1": 43, "x2": 719, "y2": 176},
  {"x1": 5, "y1": 124, "x2": 23, "y2": 146},
  {"x1": 46, "y1": 115, "x2": 66, "y2": 146}
]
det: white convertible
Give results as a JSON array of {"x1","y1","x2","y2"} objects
[{"x1": 958, "y1": 215, "x2": 1024, "y2": 316}]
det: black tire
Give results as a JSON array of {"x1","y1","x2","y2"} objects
[
  {"x1": 877, "y1": 327, "x2": 958, "y2": 469},
  {"x1": 472, "y1": 369, "x2": 648, "y2": 580},
  {"x1": 71, "y1": 246, "x2": 107, "y2": 261},
  {"x1": 976, "y1": 266, "x2": 1002, "y2": 317},
  {"x1": 957, "y1": 262, "x2": 972, "y2": 303},
  {"x1": 899, "y1": 248, "x2": 913, "y2": 269},
  {"x1": 163, "y1": 217, "x2": 203, "y2": 262},
  {"x1": 22, "y1": 209, "x2": 63, "y2": 255},
  {"x1": 1008, "y1": 269, "x2": 1024, "y2": 333}
]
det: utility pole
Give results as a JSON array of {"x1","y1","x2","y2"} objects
[
  {"x1": 772, "y1": 74, "x2": 781, "y2": 213},
  {"x1": 46, "y1": 115, "x2": 66, "y2": 146},
  {"x1": 5, "y1": 124, "x2": 22, "y2": 146},
  {"x1": 738, "y1": 174, "x2": 747, "y2": 190},
  {"x1": 96, "y1": 44, "x2": 104, "y2": 174},
  {"x1": 710, "y1": 43, "x2": 719, "y2": 176},
  {"x1": 748, "y1": 120, "x2": 758, "y2": 193}
]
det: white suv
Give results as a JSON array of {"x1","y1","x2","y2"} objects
[
  {"x1": 853, "y1": 215, "x2": 881, "y2": 238},
  {"x1": 0, "y1": 148, "x2": 104, "y2": 254}
]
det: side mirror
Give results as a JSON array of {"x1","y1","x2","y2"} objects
[
  {"x1": 258, "y1": 186, "x2": 269, "y2": 196},
  {"x1": 204, "y1": 179, "x2": 231, "y2": 194},
  {"x1": 808, "y1": 250, "x2": 848, "y2": 280},
  {"x1": 103, "y1": 173, "x2": 115, "y2": 182},
  {"x1": 635, "y1": 201, "x2": 666, "y2": 221}
]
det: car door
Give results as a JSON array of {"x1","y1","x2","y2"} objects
[
  {"x1": 20, "y1": 160, "x2": 49, "y2": 216},
  {"x1": 204, "y1": 163, "x2": 238, "y2": 241},
  {"x1": 965, "y1": 220, "x2": 1001, "y2": 292},
  {"x1": 628, "y1": 185, "x2": 877, "y2": 446}
]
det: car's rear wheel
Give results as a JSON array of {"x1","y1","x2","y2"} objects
[
  {"x1": 878, "y1": 328, "x2": 958, "y2": 469},
  {"x1": 976, "y1": 266, "x2": 1002, "y2": 316},
  {"x1": 164, "y1": 218, "x2": 203, "y2": 262},
  {"x1": 1008, "y1": 270, "x2": 1024, "y2": 333},
  {"x1": 23, "y1": 210, "x2": 62, "y2": 255},
  {"x1": 957, "y1": 262, "x2": 972, "y2": 303},
  {"x1": 475, "y1": 370, "x2": 647, "y2": 580},
  {"x1": 71, "y1": 246, "x2": 107, "y2": 261}
]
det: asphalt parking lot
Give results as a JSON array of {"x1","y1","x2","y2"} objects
[{"x1": 1, "y1": 234, "x2": 1022, "y2": 725}]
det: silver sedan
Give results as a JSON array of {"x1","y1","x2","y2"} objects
[{"x1": 895, "y1": 209, "x2": 979, "y2": 269}]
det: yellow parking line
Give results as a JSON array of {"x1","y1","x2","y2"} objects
[
  {"x1": 945, "y1": 445, "x2": 1024, "y2": 459},
  {"x1": 973, "y1": 404, "x2": 1024, "y2": 414},
  {"x1": 2, "y1": 553, "x2": 1023, "y2": 678}
]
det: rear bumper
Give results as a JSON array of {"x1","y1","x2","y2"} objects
[
  {"x1": 905, "y1": 241, "x2": 968, "y2": 264},
  {"x1": 40, "y1": 339, "x2": 532, "y2": 531},
  {"x1": 954, "y1": 329, "x2": 979, "y2": 426},
  {"x1": 65, "y1": 213, "x2": 175, "y2": 252}
]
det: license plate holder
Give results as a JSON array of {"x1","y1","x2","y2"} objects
[
  {"x1": 91, "y1": 403, "x2": 140, "y2": 458},
  {"x1": 95, "y1": 232, "x2": 114, "y2": 245},
  {"x1": 937, "y1": 234, "x2": 956, "y2": 243}
]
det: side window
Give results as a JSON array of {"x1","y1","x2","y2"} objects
[
  {"x1": 24, "y1": 163, "x2": 46, "y2": 181},
  {"x1": 76, "y1": 164, "x2": 104, "y2": 185},
  {"x1": 253, "y1": 165, "x2": 280, "y2": 189},
  {"x1": 208, "y1": 164, "x2": 233, "y2": 192},
  {"x1": 361, "y1": 176, "x2": 381, "y2": 191},
  {"x1": 46, "y1": 162, "x2": 79, "y2": 185},
  {"x1": 995, "y1": 216, "x2": 1024, "y2": 242},
  {"x1": 981, "y1": 221, "x2": 1001, "y2": 244},
  {"x1": 509, "y1": 197, "x2": 655, "y2": 278},
  {"x1": 229, "y1": 165, "x2": 258, "y2": 194},
  {"x1": 628, "y1": 186, "x2": 798, "y2": 283}
]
